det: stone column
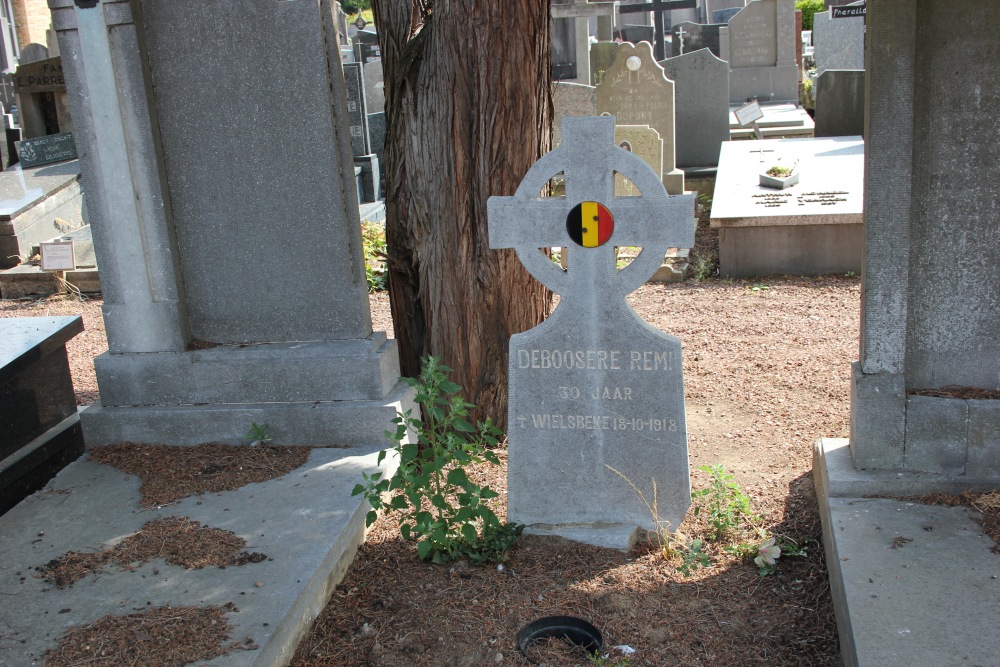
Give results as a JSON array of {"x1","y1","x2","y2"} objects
[
  {"x1": 50, "y1": 0, "x2": 414, "y2": 446},
  {"x1": 50, "y1": 0, "x2": 189, "y2": 354}
]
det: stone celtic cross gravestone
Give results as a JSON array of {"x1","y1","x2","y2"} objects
[{"x1": 488, "y1": 116, "x2": 694, "y2": 549}]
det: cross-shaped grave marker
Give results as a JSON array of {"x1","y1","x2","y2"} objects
[
  {"x1": 551, "y1": 0, "x2": 615, "y2": 85},
  {"x1": 675, "y1": 24, "x2": 688, "y2": 55},
  {"x1": 618, "y1": 0, "x2": 697, "y2": 60},
  {"x1": 488, "y1": 116, "x2": 694, "y2": 549}
]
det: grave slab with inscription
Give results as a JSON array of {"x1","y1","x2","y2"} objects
[
  {"x1": 488, "y1": 116, "x2": 695, "y2": 549},
  {"x1": 709, "y1": 135, "x2": 863, "y2": 277}
]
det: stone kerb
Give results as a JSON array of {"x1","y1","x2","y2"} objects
[{"x1": 488, "y1": 116, "x2": 694, "y2": 549}]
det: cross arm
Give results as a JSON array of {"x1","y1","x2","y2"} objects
[{"x1": 488, "y1": 193, "x2": 695, "y2": 251}]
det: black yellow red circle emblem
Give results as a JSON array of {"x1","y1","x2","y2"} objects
[{"x1": 566, "y1": 201, "x2": 614, "y2": 248}]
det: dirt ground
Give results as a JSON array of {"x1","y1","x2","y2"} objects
[
  {"x1": 1, "y1": 216, "x2": 861, "y2": 664},
  {"x1": 291, "y1": 274, "x2": 857, "y2": 667}
]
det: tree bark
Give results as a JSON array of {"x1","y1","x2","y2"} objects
[{"x1": 371, "y1": 0, "x2": 552, "y2": 428}]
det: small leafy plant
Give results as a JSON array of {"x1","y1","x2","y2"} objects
[
  {"x1": 361, "y1": 220, "x2": 388, "y2": 292},
  {"x1": 353, "y1": 357, "x2": 521, "y2": 563},
  {"x1": 692, "y1": 464, "x2": 756, "y2": 541},
  {"x1": 673, "y1": 534, "x2": 712, "y2": 576},
  {"x1": 590, "y1": 652, "x2": 632, "y2": 667},
  {"x1": 606, "y1": 466, "x2": 713, "y2": 576},
  {"x1": 245, "y1": 421, "x2": 272, "y2": 445},
  {"x1": 766, "y1": 165, "x2": 793, "y2": 178}
]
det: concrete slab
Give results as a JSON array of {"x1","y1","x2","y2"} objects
[
  {"x1": 710, "y1": 136, "x2": 864, "y2": 277},
  {"x1": 728, "y1": 102, "x2": 815, "y2": 139},
  {"x1": 711, "y1": 136, "x2": 864, "y2": 227},
  {"x1": 0, "y1": 264, "x2": 101, "y2": 298},
  {"x1": 0, "y1": 446, "x2": 396, "y2": 666},
  {"x1": 815, "y1": 438, "x2": 1000, "y2": 667}
]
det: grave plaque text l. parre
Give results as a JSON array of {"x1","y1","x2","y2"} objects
[{"x1": 488, "y1": 116, "x2": 694, "y2": 549}]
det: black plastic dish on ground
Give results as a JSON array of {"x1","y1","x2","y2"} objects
[{"x1": 516, "y1": 615, "x2": 603, "y2": 660}]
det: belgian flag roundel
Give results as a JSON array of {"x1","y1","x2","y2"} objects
[{"x1": 566, "y1": 201, "x2": 614, "y2": 248}]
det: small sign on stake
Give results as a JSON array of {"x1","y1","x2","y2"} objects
[
  {"x1": 734, "y1": 99, "x2": 765, "y2": 140},
  {"x1": 40, "y1": 240, "x2": 76, "y2": 271}
]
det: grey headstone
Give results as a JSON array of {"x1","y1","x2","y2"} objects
[
  {"x1": 343, "y1": 62, "x2": 370, "y2": 156},
  {"x1": 812, "y1": 10, "x2": 864, "y2": 74},
  {"x1": 488, "y1": 116, "x2": 694, "y2": 549},
  {"x1": 334, "y1": 1, "x2": 350, "y2": 49},
  {"x1": 712, "y1": 7, "x2": 743, "y2": 24},
  {"x1": 367, "y1": 111, "x2": 386, "y2": 165},
  {"x1": 614, "y1": 124, "x2": 662, "y2": 196},
  {"x1": 355, "y1": 153, "x2": 380, "y2": 203},
  {"x1": 363, "y1": 60, "x2": 384, "y2": 113},
  {"x1": 596, "y1": 41, "x2": 684, "y2": 193},
  {"x1": 659, "y1": 48, "x2": 730, "y2": 168},
  {"x1": 620, "y1": 24, "x2": 655, "y2": 46},
  {"x1": 728, "y1": 1, "x2": 778, "y2": 68},
  {"x1": 589, "y1": 41, "x2": 619, "y2": 85},
  {"x1": 18, "y1": 43, "x2": 48, "y2": 65},
  {"x1": 672, "y1": 21, "x2": 723, "y2": 58},
  {"x1": 814, "y1": 69, "x2": 865, "y2": 138},
  {"x1": 552, "y1": 81, "x2": 597, "y2": 147},
  {"x1": 721, "y1": 0, "x2": 798, "y2": 103}
]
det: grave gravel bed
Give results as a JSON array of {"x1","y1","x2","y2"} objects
[{"x1": 4, "y1": 274, "x2": 859, "y2": 665}]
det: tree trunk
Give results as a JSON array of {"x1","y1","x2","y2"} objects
[{"x1": 371, "y1": 1, "x2": 552, "y2": 428}]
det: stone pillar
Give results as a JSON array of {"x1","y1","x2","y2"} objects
[
  {"x1": 50, "y1": 0, "x2": 414, "y2": 446},
  {"x1": 852, "y1": 0, "x2": 1000, "y2": 476},
  {"x1": 49, "y1": 3, "x2": 189, "y2": 353}
]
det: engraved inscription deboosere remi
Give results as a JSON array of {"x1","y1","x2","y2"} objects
[{"x1": 487, "y1": 116, "x2": 694, "y2": 547}]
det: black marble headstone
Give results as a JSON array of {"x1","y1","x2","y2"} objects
[
  {"x1": 342, "y1": 63, "x2": 370, "y2": 157},
  {"x1": 14, "y1": 132, "x2": 77, "y2": 168},
  {"x1": 712, "y1": 6, "x2": 742, "y2": 23},
  {"x1": 367, "y1": 111, "x2": 385, "y2": 166},
  {"x1": 672, "y1": 22, "x2": 723, "y2": 58}
]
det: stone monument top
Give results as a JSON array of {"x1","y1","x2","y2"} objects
[{"x1": 488, "y1": 116, "x2": 694, "y2": 549}]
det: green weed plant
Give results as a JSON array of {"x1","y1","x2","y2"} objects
[
  {"x1": 691, "y1": 464, "x2": 756, "y2": 540},
  {"x1": 361, "y1": 220, "x2": 388, "y2": 292},
  {"x1": 353, "y1": 357, "x2": 521, "y2": 564}
]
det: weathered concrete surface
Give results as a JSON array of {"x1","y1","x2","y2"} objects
[
  {"x1": 718, "y1": 223, "x2": 862, "y2": 278},
  {"x1": 0, "y1": 446, "x2": 395, "y2": 666},
  {"x1": 815, "y1": 439, "x2": 1000, "y2": 667}
]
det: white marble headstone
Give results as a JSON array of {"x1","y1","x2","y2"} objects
[{"x1": 488, "y1": 116, "x2": 694, "y2": 549}]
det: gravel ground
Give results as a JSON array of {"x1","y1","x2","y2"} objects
[{"x1": 3, "y1": 272, "x2": 860, "y2": 666}]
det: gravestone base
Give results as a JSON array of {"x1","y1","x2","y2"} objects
[
  {"x1": 649, "y1": 247, "x2": 690, "y2": 283},
  {"x1": 717, "y1": 223, "x2": 862, "y2": 278},
  {"x1": 728, "y1": 103, "x2": 815, "y2": 140},
  {"x1": 81, "y1": 380, "x2": 416, "y2": 447},
  {"x1": 0, "y1": 264, "x2": 101, "y2": 298},
  {"x1": 355, "y1": 154, "x2": 381, "y2": 203},
  {"x1": 81, "y1": 336, "x2": 416, "y2": 447},
  {"x1": 0, "y1": 161, "x2": 84, "y2": 269},
  {"x1": 523, "y1": 523, "x2": 643, "y2": 551},
  {"x1": 728, "y1": 63, "x2": 800, "y2": 105},
  {"x1": 662, "y1": 168, "x2": 685, "y2": 195}
]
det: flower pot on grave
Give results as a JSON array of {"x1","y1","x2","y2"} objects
[{"x1": 759, "y1": 164, "x2": 800, "y2": 190}]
